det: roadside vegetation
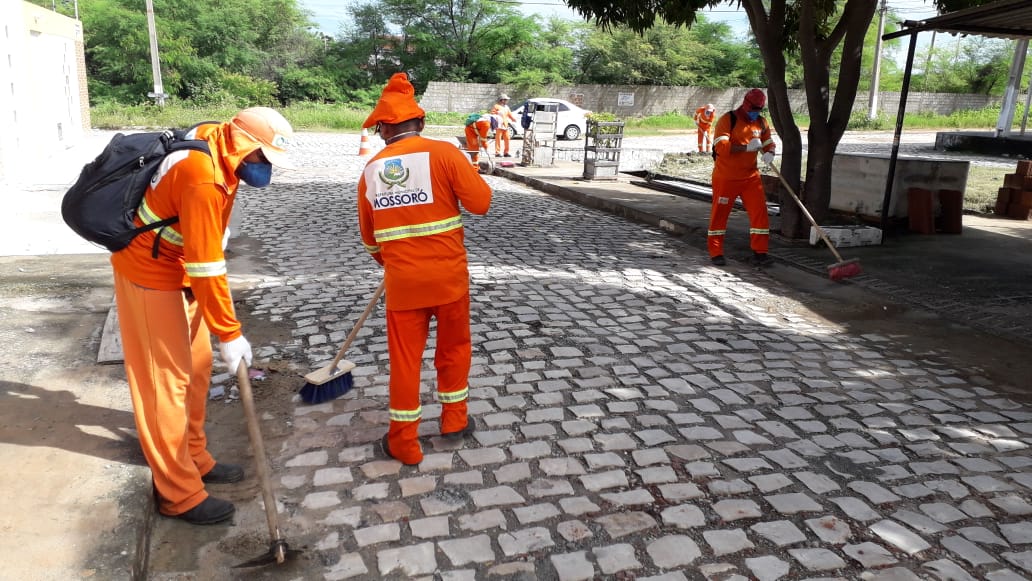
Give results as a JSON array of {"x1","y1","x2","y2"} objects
[{"x1": 57, "y1": 0, "x2": 1020, "y2": 222}]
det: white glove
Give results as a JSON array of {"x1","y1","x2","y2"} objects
[
  {"x1": 762, "y1": 151, "x2": 775, "y2": 165},
  {"x1": 746, "y1": 138, "x2": 763, "y2": 152},
  {"x1": 220, "y1": 336, "x2": 253, "y2": 371}
]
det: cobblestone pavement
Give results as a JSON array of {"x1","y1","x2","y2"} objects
[{"x1": 216, "y1": 132, "x2": 1032, "y2": 580}]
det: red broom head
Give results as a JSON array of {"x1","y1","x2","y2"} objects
[{"x1": 828, "y1": 259, "x2": 862, "y2": 281}]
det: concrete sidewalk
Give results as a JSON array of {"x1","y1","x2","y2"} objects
[{"x1": 495, "y1": 160, "x2": 1032, "y2": 347}]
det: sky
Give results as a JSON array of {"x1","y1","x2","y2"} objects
[{"x1": 298, "y1": 0, "x2": 948, "y2": 68}]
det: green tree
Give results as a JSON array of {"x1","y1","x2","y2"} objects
[
  {"x1": 49, "y1": 0, "x2": 321, "y2": 105},
  {"x1": 914, "y1": 36, "x2": 1015, "y2": 95},
  {"x1": 563, "y1": 0, "x2": 1000, "y2": 237}
]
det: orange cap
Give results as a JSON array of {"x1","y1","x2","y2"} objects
[
  {"x1": 230, "y1": 107, "x2": 296, "y2": 169},
  {"x1": 363, "y1": 73, "x2": 426, "y2": 129},
  {"x1": 743, "y1": 89, "x2": 766, "y2": 109}
]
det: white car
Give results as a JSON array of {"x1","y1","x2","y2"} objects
[{"x1": 509, "y1": 98, "x2": 590, "y2": 141}]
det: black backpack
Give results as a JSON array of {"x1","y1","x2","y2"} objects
[
  {"x1": 61, "y1": 124, "x2": 214, "y2": 254},
  {"x1": 712, "y1": 111, "x2": 766, "y2": 160}
]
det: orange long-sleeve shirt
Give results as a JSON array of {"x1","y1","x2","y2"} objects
[
  {"x1": 110, "y1": 123, "x2": 248, "y2": 343},
  {"x1": 490, "y1": 103, "x2": 517, "y2": 126},
  {"x1": 712, "y1": 110, "x2": 775, "y2": 181},
  {"x1": 358, "y1": 136, "x2": 492, "y2": 311},
  {"x1": 694, "y1": 107, "x2": 716, "y2": 130}
]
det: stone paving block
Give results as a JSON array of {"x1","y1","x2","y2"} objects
[
  {"x1": 999, "y1": 521, "x2": 1032, "y2": 544},
  {"x1": 842, "y1": 542, "x2": 898, "y2": 568},
  {"x1": 550, "y1": 551, "x2": 594, "y2": 581},
  {"x1": 324, "y1": 552, "x2": 369, "y2": 580},
  {"x1": 765, "y1": 492, "x2": 823, "y2": 515},
  {"x1": 595, "y1": 511, "x2": 658, "y2": 539},
  {"x1": 750, "y1": 520, "x2": 807, "y2": 547},
  {"x1": 438, "y1": 534, "x2": 495, "y2": 566},
  {"x1": 457, "y1": 509, "x2": 506, "y2": 532},
  {"x1": 870, "y1": 519, "x2": 932, "y2": 555},
  {"x1": 557, "y1": 519, "x2": 593, "y2": 542},
  {"x1": 805, "y1": 516, "x2": 852, "y2": 544},
  {"x1": 646, "y1": 535, "x2": 702, "y2": 568},
  {"x1": 744, "y1": 555, "x2": 791, "y2": 581},
  {"x1": 788, "y1": 547, "x2": 847, "y2": 571},
  {"x1": 376, "y1": 542, "x2": 437, "y2": 576},
  {"x1": 498, "y1": 526, "x2": 555, "y2": 557},
  {"x1": 941, "y1": 535, "x2": 998, "y2": 567},
  {"x1": 593, "y1": 543, "x2": 642, "y2": 575},
  {"x1": 704, "y1": 529, "x2": 755, "y2": 556}
]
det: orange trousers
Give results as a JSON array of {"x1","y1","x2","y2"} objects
[
  {"x1": 113, "y1": 271, "x2": 215, "y2": 516},
  {"x1": 708, "y1": 175, "x2": 770, "y2": 257},
  {"x1": 464, "y1": 121, "x2": 490, "y2": 166},
  {"x1": 697, "y1": 126, "x2": 713, "y2": 152},
  {"x1": 495, "y1": 125, "x2": 510, "y2": 155},
  {"x1": 385, "y1": 293, "x2": 472, "y2": 465}
]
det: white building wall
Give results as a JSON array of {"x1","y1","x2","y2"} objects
[{"x1": 0, "y1": 2, "x2": 86, "y2": 184}]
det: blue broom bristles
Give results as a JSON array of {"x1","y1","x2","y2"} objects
[{"x1": 299, "y1": 372, "x2": 354, "y2": 404}]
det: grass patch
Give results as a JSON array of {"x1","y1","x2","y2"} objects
[{"x1": 91, "y1": 101, "x2": 476, "y2": 132}]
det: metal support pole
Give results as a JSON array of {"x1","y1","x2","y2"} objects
[
  {"x1": 880, "y1": 31, "x2": 918, "y2": 235},
  {"x1": 996, "y1": 39, "x2": 1029, "y2": 137},
  {"x1": 145, "y1": 0, "x2": 167, "y2": 106}
]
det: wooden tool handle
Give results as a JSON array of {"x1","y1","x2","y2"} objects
[
  {"x1": 236, "y1": 362, "x2": 286, "y2": 564},
  {"x1": 767, "y1": 162, "x2": 846, "y2": 263},
  {"x1": 327, "y1": 280, "x2": 386, "y2": 371}
]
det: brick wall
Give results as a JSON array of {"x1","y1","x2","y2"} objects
[{"x1": 420, "y1": 82, "x2": 1005, "y2": 118}]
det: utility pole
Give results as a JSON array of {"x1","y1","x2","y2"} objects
[
  {"x1": 145, "y1": 0, "x2": 167, "y2": 106},
  {"x1": 867, "y1": 0, "x2": 887, "y2": 120}
]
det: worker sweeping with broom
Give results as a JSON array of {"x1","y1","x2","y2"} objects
[
  {"x1": 708, "y1": 89, "x2": 777, "y2": 267},
  {"x1": 356, "y1": 73, "x2": 493, "y2": 466}
]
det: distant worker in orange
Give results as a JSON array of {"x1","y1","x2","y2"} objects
[
  {"x1": 112, "y1": 107, "x2": 297, "y2": 525},
  {"x1": 463, "y1": 111, "x2": 500, "y2": 169},
  {"x1": 490, "y1": 94, "x2": 518, "y2": 157},
  {"x1": 359, "y1": 73, "x2": 493, "y2": 466},
  {"x1": 693, "y1": 103, "x2": 716, "y2": 153},
  {"x1": 708, "y1": 89, "x2": 776, "y2": 267}
]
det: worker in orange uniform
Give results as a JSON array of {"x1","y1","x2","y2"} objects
[
  {"x1": 358, "y1": 73, "x2": 493, "y2": 466},
  {"x1": 463, "y1": 111, "x2": 500, "y2": 169},
  {"x1": 709, "y1": 89, "x2": 776, "y2": 267},
  {"x1": 490, "y1": 94, "x2": 518, "y2": 157},
  {"x1": 693, "y1": 103, "x2": 716, "y2": 153},
  {"x1": 111, "y1": 107, "x2": 296, "y2": 525}
]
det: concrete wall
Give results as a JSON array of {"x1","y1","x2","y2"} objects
[
  {"x1": 830, "y1": 153, "x2": 971, "y2": 219},
  {"x1": 421, "y1": 82, "x2": 1007, "y2": 119},
  {"x1": 0, "y1": 2, "x2": 89, "y2": 184}
]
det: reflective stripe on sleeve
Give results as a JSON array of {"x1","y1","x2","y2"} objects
[
  {"x1": 749, "y1": 228, "x2": 770, "y2": 235},
  {"x1": 364, "y1": 241, "x2": 381, "y2": 254},
  {"x1": 708, "y1": 229, "x2": 726, "y2": 236},
  {"x1": 138, "y1": 198, "x2": 184, "y2": 246},
  {"x1": 437, "y1": 387, "x2": 469, "y2": 404},
  {"x1": 762, "y1": 138, "x2": 774, "y2": 147},
  {"x1": 185, "y1": 260, "x2": 227, "y2": 277},
  {"x1": 389, "y1": 406, "x2": 422, "y2": 422},
  {"x1": 374, "y1": 215, "x2": 463, "y2": 244},
  {"x1": 713, "y1": 135, "x2": 729, "y2": 145}
]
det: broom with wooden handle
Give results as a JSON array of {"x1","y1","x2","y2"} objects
[
  {"x1": 767, "y1": 161, "x2": 862, "y2": 281},
  {"x1": 299, "y1": 280, "x2": 385, "y2": 404}
]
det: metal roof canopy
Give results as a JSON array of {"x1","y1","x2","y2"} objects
[{"x1": 877, "y1": 0, "x2": 1032, "y2": 232}]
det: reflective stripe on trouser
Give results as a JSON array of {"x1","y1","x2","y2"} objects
[
  {"x1": 386, "y1": 293, "x2": 472, "y2": 464},
  {"x1": 113, "y1": 271, "x2": 215, "y2": 516},
  {"x1": 697, "y1": 127, "x2": 712, "y2": 152},
  {"x1": 707, "y1": 175, "x2": 770, "y2": 257}
]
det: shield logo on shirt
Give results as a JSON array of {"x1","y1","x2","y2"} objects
[{"x1": 379, "y1": 158, "x2": 410, "y2": 187}]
